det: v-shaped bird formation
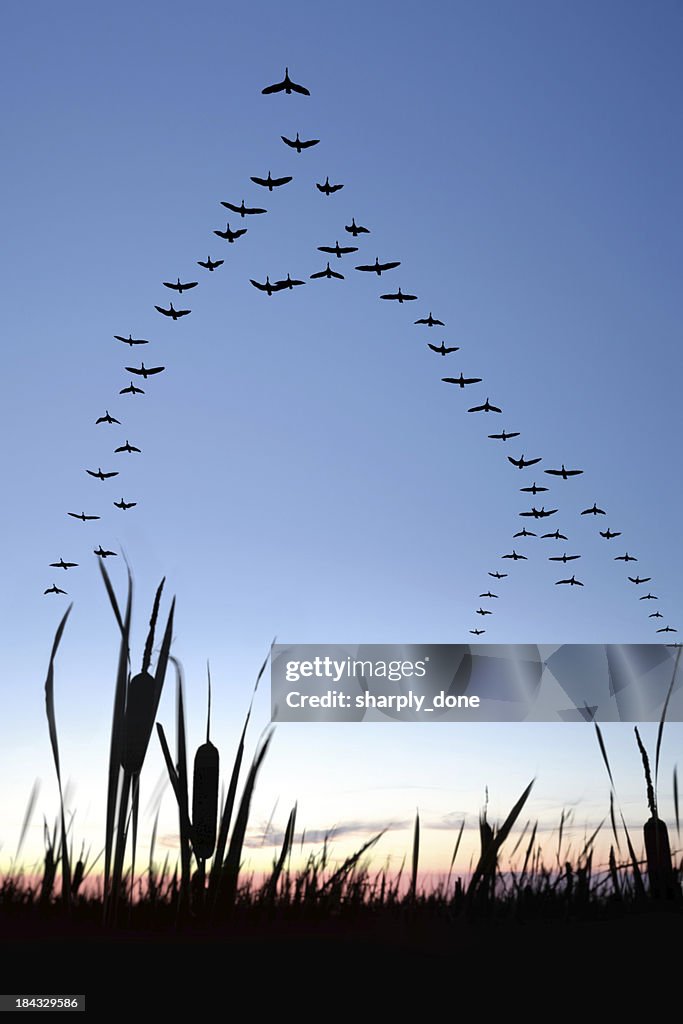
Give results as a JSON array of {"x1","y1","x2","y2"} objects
[{"x1": 41, "y1": 67, "x2": 679, "y2": 641}]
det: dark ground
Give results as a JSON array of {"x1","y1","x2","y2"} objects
[{"x1": 1, "y1": 909, "x2": 681, "y2": 1011}]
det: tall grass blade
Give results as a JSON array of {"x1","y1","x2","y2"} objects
[
  {"x1": 43, "y1": 603, "x2": 73, "y2": 908},
  {"x1": 410, "y1": 811, "x2": 420, "y2": 901},
  {"x1": 266, "y1": 803, "x2": 297, "y2": 901},
  {"x1": 14, "y1": 780, "x2": 40, "y2": 865},
  {"x1": 674, "y1": 766, "x2": 680, "y2": 840},
  {"x1": 220, "y1": 729, "x2": 273, "y2": 906},
  {"x1": 209, "y1": 646, "x2": 272, "y2": 905},
  {"x1": 655, "y1": 645, "x2": 681, "y2": 795},
  {"x1": 102, "y1": 565, "x2": 132, "y2": 908},
  {"x1": 594, "y1": 723, "x2": 616, "y2": 790}
]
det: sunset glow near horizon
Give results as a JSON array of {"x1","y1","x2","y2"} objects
[{"x1": 2, "y1": 0, "x2": 682, "y2": 879}]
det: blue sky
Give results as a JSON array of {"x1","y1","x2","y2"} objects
[{"x1": 1, "y1": 0, "x2": 682, "y2": 872}]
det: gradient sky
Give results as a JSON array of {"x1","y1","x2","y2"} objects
[{"x1": 1, "y1": 0, "x2": 682, "y2": 876}]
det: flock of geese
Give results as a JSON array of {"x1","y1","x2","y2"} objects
[{"x1": 43, "y1": 68, "x2": 678, "y2": 640}]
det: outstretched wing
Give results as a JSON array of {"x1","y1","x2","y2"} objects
[
  {"x1": 154, "y1": 305, "x2": 171, "y2": 316},
  {"x1": 262, "y1": 79, "x2": 286, "y2": 94},
  {"x1": 250, "y1": 176, "x2": 269, "y2": 187},
  {"x1": 244, "y1": 205, "x2": 267, "y2": 214},
  {"x1": 175, "y1": 310, "x2": 191, "y2": 317},
  {"x1": 288, "y1": 80, "x2": 310, "y2": 96},
  {"x1": 271, "y1": 175, "x2": 293, "y2": 187},
  {"x1": 250, "y1": 279, "x2": 267, "y2": 290},
  {"x1": 146, "y1": 366, "x2": 165, "y2": 375},
  {"x1": 379, "y1": 261, "x2": 400, "y2": 271}
]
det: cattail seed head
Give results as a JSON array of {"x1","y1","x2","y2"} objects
[
  {"x1": 122, "y1": 671, "x2": 157, "y2": 774},
  {"x1": 192, "y1": 740, "x2": 219, "y2": 861}
]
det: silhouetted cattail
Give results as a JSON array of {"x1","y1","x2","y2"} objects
[
  {"x1": 644, "y1": 816, "x2": 676, "y2": 900},
  {"x1": 191, "y1": 664, "x2": 219, "y2": 861},
  {"x1": 122, "y1": 670, "x2": 158, "y2": 774},
  {"x1": 192, "y1": 740, "x2": 219, "y2": 860}
]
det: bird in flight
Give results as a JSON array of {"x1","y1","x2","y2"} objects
[
  {"x1": 428, "y1": 342, "x2": 459, "y2": 355},
  {"x1": 476, "y1": 608, "x2": 493, "y2": 616},
  {"x1": 639, "y1": 593, "x2": 658, "y2": 600},
  {"x1": 489, "y1": 571, "x2": 508, "y2": 579},
  {"x1": 542, "y1": 529, "x2": 568, "y2": 540},
  {"x1": 549, "y1": 553, "x2": 581, "y2": 563},
  {"x1": 197, "y1": 256, "x2": 224, "y2": 271},
  {"x1": 468, "y1": 398, "x2": 501, "y2": 413},
  {"x1": 281, "y1": 132, "x2": 319, "y2": 152},
  {"x1": 163, "y1": 278, "x2": 198, "y2": 293},
  {"x1": 649, "y1": 611, "x2": 663, "y2": 618},
  {"x1": 581, "y1": 503, "x2": 606, "y2": 516},
  {"x1": 120, "y1": 381, "x2": 145, "y2": 395},
  {"x1": 520, "y1": 507, "x2": 558, "y2": 519},
  {"x1": 251, "y1": 171, "x2": 293, "y2": 191},
  {"x1": 415, "y1": 312, "x2": 444, "y2": 327},
  {"x1": 508, "y1": 454, "x2": 542, "y2": 469},
  {"x1": 600, "y1": 528, "x2": 621, "y2": 539},
  {"x1": 520, "y1": 482, "x2": 547, "y2": 495},
  {"x1": 470, "y1": 628, "x2": 485, "y2": 635},
  {"x1": 262, "y1": 67, "x2": 310, "y2": 96},
  {"x1": 479, "y1": 591, "x2": 498, "y2": 599},
  {"x1": 657, "y1": 626, "x2": 678, "y2": 633},
  {"x1": 556, "y1": 575, "x2": 584, "y2": 587},
  {"x1": 44, "y1": 583, "x2": 67, "y2": 595},
  {"x1": 355, "y1": 257, "x2": 400, "y2": 275},
  {"x1": 94, "y1": 546, "x2": 117, "y2": 559},
  {"x1": 514, "y1": 528, "x2": 537, "y2": 538},
  {"x1": 614, "y1": 553, "x2": 637, "y2": 562},
  {"x1": 442, "y1": 374, "x2": 482, "y2": 388},
  {"x1": 96, "y1": 410, "x2": 120, "y2": 425},
  {"x1": 319, "y1": 241, "x2": 358, "y2": 259},
  {"x1": 67, "y1": 511, "x2": 100, "y2": 521},
  {"x1": 489, "y1": 430, "x2": 520, "y2": 441},
  {"x1": 114, "y1": 498, "x2": 137, "y2": 510},
  {"x1": 126, "y1": 363, "x2": 164, "y2": 379},
  {"x1": 381, "y1": 288, "x2": 417, "y2": 303},
  {"x1": 310, "y1": 262, "x2": 344, "y2": 280},
  {"x1": 50, "y1": 559, "x2": 78, "y2": 570},
  {"x1": 250, "y1": 276, "x2": 284, "y2": 296},
  {"x1": 316, "y1": 177, "x2": 343, "y2": 195},
  {"x1": 628, "y1": 576, "x2": 652, "y2": 585},
  {"x1": 155, "y1": 303, "x2": 190, "y2": 320},
  {"x1": 214, "y1": 223, "x2": 247, "y2": 243},
  {"x1": 275, "y1": 273, "x2": 305, "y2": 290},
  {"x1": 544, "y1": 465, "x2": 583, "y2": 479},
  {"x1": 345, "y1": 218, "x2": 370, "y2": 237},
  {"x1": 221, "y1": 199, "x2": 267, "y2": 217},
  {"x1": 502, "y1": 550, "x2": 527, "y2": 561},
  {"x1": 115, "y1": 440, "x2": 141, "y2": 454},
  {"x1": 114, "y1": 334, "x2": 149, "y2": 346},
  {"x1": 86, "y1": 467, "x2": 119, "y2": 481}
]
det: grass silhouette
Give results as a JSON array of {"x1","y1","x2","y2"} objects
[{"x1": 1, "y1": 568, "x2": 682, "y2": 1008}]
